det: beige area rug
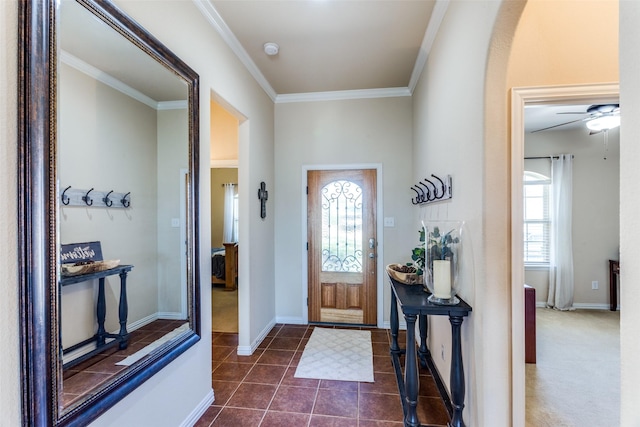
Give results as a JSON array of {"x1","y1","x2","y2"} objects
[
  {"x1": 116, "y1": 323, "x2": 189, "y2": 366},
  {"x1": 294, "y1": 327, "x2": 374, "y2": 383},
  {"x1": 526, "y1": 308, "x2": 620, "y2": 427},
  {"x1": 212, "y1": 287, "x2": 238, "y2": 333}
]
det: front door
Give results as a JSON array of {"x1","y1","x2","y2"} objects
[{"x1": 307, "y1": 169, "x2": 377, "y2": 325}]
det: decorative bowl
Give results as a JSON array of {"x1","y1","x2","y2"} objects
[
  {"x1": 386, "y1": 263, "x2": 423, "y2": 285},
  {"x1": 61, "y1": 259, "x2": 120, "y2": 276}
]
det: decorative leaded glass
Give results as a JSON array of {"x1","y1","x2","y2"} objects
[{"x1": 321, "y1": 180, "x2": 363, "y2": 272}]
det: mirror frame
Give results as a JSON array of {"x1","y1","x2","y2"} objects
[{"x1": 18, "y1": 1, "x2": 201, "y2": 425}]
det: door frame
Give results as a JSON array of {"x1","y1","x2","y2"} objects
[
  {"x1": 510, "y1": 83, "x2": 619, "y2": 422},
  {"x1": 301, "y1": 163, "x2": 384, "y2": 327}
]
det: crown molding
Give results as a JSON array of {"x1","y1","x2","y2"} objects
[
  {"x1": 195, "y1": 0, "x2": 278, "y2": 102},
  {"x1": 275, "y1": 87, "x2": 412, "y2": 104},
  {"x1": 408, "y1": 0, "x2": 450, "y2": 93},
  {"x1": 60, "y1": 50, "x2": 187, "y2": 111}
]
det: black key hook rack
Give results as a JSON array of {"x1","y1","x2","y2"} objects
[
  {"x1": 60, "y1": 186, "x2": 131, "y2": 208},
  {"x1": 411, "y1": 174, "x2": 452, "y2": 205}
]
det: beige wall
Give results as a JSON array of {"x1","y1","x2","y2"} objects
[
  {"x1": 274, "y1": 97, "x2": 414, "y2": 325},
  {"x1": 210, "y1": 168, "x2": 238, "y2": 248},
  {"x1": 524, "y1": 127, "x2": 620, "y2": 307},
  {"x1": 210, "y1": 99, "x2": 239, "y2": 164}
]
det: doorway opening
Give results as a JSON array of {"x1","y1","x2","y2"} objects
[{"x1": 511, "y1": 83, "x2": 620, "y2": 424}]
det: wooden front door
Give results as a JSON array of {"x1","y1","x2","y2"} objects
[{"x1": 307, "y1": 169, "x2": 377, "y2": 325}]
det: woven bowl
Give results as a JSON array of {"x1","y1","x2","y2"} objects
[{"x1": 386, "y1": 263, "x2": 423, "y2": 285}]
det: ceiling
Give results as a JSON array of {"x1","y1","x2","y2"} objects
[{"x1": 199, "y1": 0, "x2": 445, "y2": 101}]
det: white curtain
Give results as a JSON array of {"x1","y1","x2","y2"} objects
[
  {"x1": 547, "y1": 154, "x2": 574, "y2": 310},
  {"x1": 223, "y1": 183, "x2": 237, "y2": 243}
]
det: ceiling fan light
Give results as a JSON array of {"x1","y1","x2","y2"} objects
[{"x1": 586, "y1": 115, "x2": 620, "y2": 131}]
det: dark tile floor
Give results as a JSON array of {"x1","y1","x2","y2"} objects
[
  {"x1": 195, "y1": 324, "x2": 450, "y2": 427},
  {"x1": 62, "y1": 319, "x2": 186, "y2": 409}
]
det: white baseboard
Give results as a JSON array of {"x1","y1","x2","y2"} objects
[
  {"x1": 180, "y1": 389, "x2": 214, "y2": 427},
  {"x1": 237, "y1": 318, "x2": 277, "y2": 356},
  {"x1": 156, "y1": 311, "x2": 187, "y2": 320},
  {"x1": 382, "y1": 321, "x2": 407, "y2": 330},
  {"x1": 536, "y1": 302, "x2": 616, "y2": 310},
  {"x1": 275, "y1": 316, "x2": 306, "y2": 325}
]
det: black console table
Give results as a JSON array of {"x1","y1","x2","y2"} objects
[
  {"x1": 60, "y1": 265, "x2": 133, "y2": 369},
  {"x1": 388, "y1": 275, "x2": 472, "y2": 427}
]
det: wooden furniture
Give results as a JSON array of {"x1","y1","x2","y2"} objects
[
  {"x1": 609, "y1": 260, "x2": 620, "y2": 311},
  {"x1": 211, "y1": 242, "x2": 238, "y2": 290},
  {"x1": 388, "y1": 275, "x2": 472, "y2": 427},
  {"x1": 60, "y1": 265, "x2": 133, "y2": 369},
  {"x1": 524, "y1": 284, "x2": 536, "y2": 364}
]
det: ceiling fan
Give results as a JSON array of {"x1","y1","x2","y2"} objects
[{"x1": 531, "y1": 104, "x2": 620, "y2": 135}]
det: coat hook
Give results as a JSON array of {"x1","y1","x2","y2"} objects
[
  {"x1": 121, "y1": 192, "x2": 131, "y2": 208},
  {"x1": 103, "y1": 190, "x2": 114, "y2": 207},
  {"x1": 432, "y1": 174, "x2": 446, "y2": 199},
  {"x1": 418, "y1": 181, "x2": 433, "y2": 202},
  {"x1": 424, "y1": 177, "x2": 438, "y2": 200},
  {"x1": 410, "y1": 186, "x2": 422, "y2": 205},
  {"x1": 61, "y1": 186, "x2": 71, "y2": 205},
  {"x1": 82, "y1": 188, "x2": 94, "y2": 206}
]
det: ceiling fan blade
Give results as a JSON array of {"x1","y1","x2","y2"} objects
[
  {"x1": 589, "y1": 130, "x2": 603, "y2": 136},
  {"x1": 530, "y1": 118, "x2": 586, "y2": 133}
]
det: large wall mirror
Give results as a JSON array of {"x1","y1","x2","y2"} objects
[{"x1": 18, "y1": 0, "x2": 201, "y2": 425}]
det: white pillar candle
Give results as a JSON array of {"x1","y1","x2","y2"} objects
[{"x1": 433, "y1": 260, "x2": 451, "y2": 299}]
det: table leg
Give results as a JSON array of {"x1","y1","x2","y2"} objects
[
  {"x1": 96, "y1": 278, "x2": 107, "y2": 346},
  {"x1": 118, "y1": 270, "x2": 129, "y2": 349},
  {"x1": 418, "y1": 314, "x2": 429, "y2": 368},
  {"x1": 449, "y1": 315, "x2": 466, "y2": 427},
  {"x1": 404, "y1": 313, "x2": 419, "y2": 427},
  {"x1": 390, "y1": 288, "x2": 400, "y2": 353},
  {"x1": 609, "y1": 260, "x2": 617, "y2": 311}
]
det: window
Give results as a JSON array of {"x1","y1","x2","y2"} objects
[{"x1": 524, "y1": 171, "x2": 550, "y2": 265}]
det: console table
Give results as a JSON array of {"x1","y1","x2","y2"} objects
[
  {"x1": 60, "y1": 265, "x2": 133, "y2": 369},
  {"x1": 388, "y1": 275, "x2": 472, "y2": 427}
]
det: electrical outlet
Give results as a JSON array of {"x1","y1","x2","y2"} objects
[
  {"x1": 592, "y1": 281, "x2": 599, "y2": 290},
  {"x1": 441, "y1": 344, "x2": 445, "y2": 361}
]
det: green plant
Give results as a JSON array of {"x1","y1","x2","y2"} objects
[
  {"x1": 407, "y1": 228, "x2": 426, "y2": 275},
  {"x1": 427, "y1": 226, "x2": 460, "y2": 264}
]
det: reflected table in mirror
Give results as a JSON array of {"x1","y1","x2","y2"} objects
[
  {"x1": 388, "y1": 275, "x2": 472, "y2": 427},
  {"x1": 60, "y1": 265, "x2": 133, "y2": 370}
]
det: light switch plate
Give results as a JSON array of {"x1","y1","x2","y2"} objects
[{"x1": 383, "y1": 217, "x2": 395, "y2": 227}]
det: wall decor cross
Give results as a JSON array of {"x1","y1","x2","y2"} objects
[{"x1": 258, "y1": 181, "x2": 268, "y2": 219}]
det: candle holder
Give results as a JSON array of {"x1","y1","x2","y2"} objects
[{"x1": 423, "y1": 220, "x2": 464, "y2": 305}]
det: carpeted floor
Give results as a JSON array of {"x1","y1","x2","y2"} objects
[
  {"x1": 212, "y1": 287, "x2": 238, "y2": 333},
  {"x1": 526, "y1": 308, "x2": 620, "y2": 427}
]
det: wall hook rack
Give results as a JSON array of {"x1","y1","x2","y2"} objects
[
  {"x1": 410, "y1": 174, "x2": 452, "y2": 205},
  {"x1": 59, "y1": 187, "x2": 131, "y2": 209}
]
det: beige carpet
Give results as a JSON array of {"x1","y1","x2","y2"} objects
[
  {"x1": 526, "y1": 308, "x2": 620, "y2": 427},
  {"x1": 295, "y1": 327, "x2": 374, "y2": 382},
  {"x1": 211, "y1": 287, "x2": 238, "y2": 333}
]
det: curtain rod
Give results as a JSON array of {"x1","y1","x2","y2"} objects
[{"x1": 524, "y1": 155, "x2": 574, "y2": 160}]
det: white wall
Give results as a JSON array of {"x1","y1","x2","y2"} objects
[
  {"x1": 412, "y1": 1, "x2": 504, "y2": 425},
  {"x1": 59, "y1": 63, "x2": 161, "y2": 346},
  {"x1": 274, "y1": 97, "x2": 414, "y2": 326},
  {"x1": 524, "y1": 127, "x2": 620, "y2": 307},
  {"x1": 619, "y1": 2, "x2": 640, "y2": 424}
]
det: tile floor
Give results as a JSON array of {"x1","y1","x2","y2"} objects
[
  {"x1": 62, "y1": 319, "x2": 186, "y2": 409},
  {"x1": 195, "y1": 324, "x2": 450, "y2": 427}
]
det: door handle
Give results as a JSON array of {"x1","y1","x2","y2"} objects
[
  {"x1": 369, "y1": 238, "x2": 375, "y2": 249},
  {"x1": 369, "y1": 252, "x2": 375, "y2": 258}
]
